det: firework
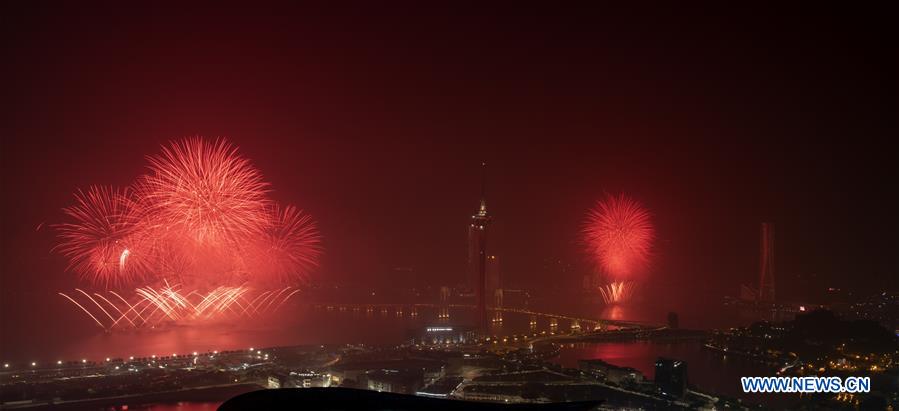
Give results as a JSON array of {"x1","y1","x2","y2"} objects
[
  {"x1": 55, "y1": 137, "x2": 322, "y2": 306},
  {"x1": 54, "y1": 186, "x2": 153, "y2": 287},
  {"x1": 59, "y1": 283, "x2": 301, "y2": 330},
  {"x1": 139, "y1": 138, "x2": 270, "y2": 244},
  {"x1": 598, "y1": 281, "x2": 638, "y2": 304},
  {"x1": 583, "y1": 193, "x2": 654, "y2": 279},
  {"x1": 249, "y1": 205, "x2": 322, "y2": 287}
]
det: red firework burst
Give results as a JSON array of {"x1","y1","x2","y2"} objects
[
  {"x1": 583, "y1": 193, "x2": 654, "y2": 279},
  {"x1": 249, "y1": 205, "x2": 322, "y2": 287},
  {"x1": 55, "y1": 137, "x2": 322, "y2": 290},
  {"x1": 55, "y1": 186, "x2": 153, "y2": 287},
  {"x1": 139, "y1": 138, "x2": 270, "y2": 245}
]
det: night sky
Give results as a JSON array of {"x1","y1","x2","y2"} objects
[{"x1": 2, "y1": 4, "x2": 896, "y2": 337}]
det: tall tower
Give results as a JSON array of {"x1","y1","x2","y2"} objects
[
  {"x1": 759, "y1": 222, "x2": 775, "y2": 303},
  {"x1": 468, "y1": 162, "x2": 492, "y2": 332}
]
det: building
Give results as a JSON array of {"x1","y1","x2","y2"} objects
[
  {"x1": 654, "y1": 358, "x2": 687, "y2": 399},
  {"x1": 267, "y1": 376, "x2": 281, "y2": 389},
  {"x1": 414, "y1": 325, "x2": 477, "y2": 346},
  {"x1": 740, "y1": 222, "x2": 776, "y2": 304},
  {"x1": 366, "y1": 369, "x2": 425, "y2": 395},
  {"x1": 468, "y1": 162, "x2": 493, "y2": 332},
  {"x1": 288, "y1": 371, "x2": 331, "y2": 388},
  {"x1": 267, "y1": 372, "x2": 290, "y2": 389},
  {"x1": 331, "y1": 358, "x2": 446, "y2": 393},
  {"x1": 759, "y1": 222, "x2": 775, "y2": 302},
  {"x1": 579, "y1": 359, "x2": 644, "y2": 385}
]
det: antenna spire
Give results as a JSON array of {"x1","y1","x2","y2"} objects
[{"x1": 479, "y1": 161, "x2": 487, "y2": 216}]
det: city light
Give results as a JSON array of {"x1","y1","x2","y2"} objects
[
  {"x1": 1, "y1": 12, "x2": 894, "y2": 410},
  {"x1": 426, "y1": 327, "x2": 453, "y2": 332}
]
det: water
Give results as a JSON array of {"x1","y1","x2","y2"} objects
[
  {"x1": 553, "y1": 341, "x2": 798, "y2": 407},
  {"x1": 126, "y1": 402, "x2": 220, "y2": 411},
  {"x1": 2, "y1": 304, "x2": 430, "y2": 362},
  {"x1": 3, "y1": 301, "x2": 793, "y2": 407}
]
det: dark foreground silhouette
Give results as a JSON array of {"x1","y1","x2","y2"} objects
[{"x1": 219, "y1": 388, "x2": 602, "y2": 411}]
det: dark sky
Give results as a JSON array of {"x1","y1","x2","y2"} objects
[{"x1": 1, "y1": 3, "x2": 896, "y2": 326}]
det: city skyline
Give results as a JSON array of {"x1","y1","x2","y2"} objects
[
  {"x1": 2, "y1": 4, "x2": 896, "y2": 409},
  {"x1": 3, "y1": 6, "x2": 896, "y2": 310}
]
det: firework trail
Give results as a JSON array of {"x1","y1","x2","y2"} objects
[
  {"x1": 598, "y1": 281, "x2": 638, "y2": 304},
  {"x1": 55, "y1": 137, "x2": 321, "y2": 327},
  {"x1": 58, "y1": 284, "x2": 301, "y2": 330}
]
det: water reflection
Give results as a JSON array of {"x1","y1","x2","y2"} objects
[
  {"x1": 128, "y1": 402, "x2": 220, "y2": 410},
  {"x1": 602, "y1": 304, "x2": 625, "y2": 321},
  {"x1": 553, "y1": 341, "x2": 794, "y2": 406}
]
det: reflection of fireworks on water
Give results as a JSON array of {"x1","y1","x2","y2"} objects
[
  {"x1": 59, "y1": 281, "x2": 300, "y2": 330},
  {"x1": 598, "y1": 281, "x2": 637, "y2": 305}
]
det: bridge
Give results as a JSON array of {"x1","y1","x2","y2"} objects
[{"x1": 309, "y1": 303, "x2": 659, "y2": 330}]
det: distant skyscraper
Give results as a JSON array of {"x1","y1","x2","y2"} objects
[
  {"x1": 468, "y1": 162, "x2": 492, "y2": 332},
  {"x1": 759, "y1": 222, "x2": 775, "y2": 302}
]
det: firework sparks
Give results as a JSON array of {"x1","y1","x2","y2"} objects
[
  {"x1": 598, "y1": 281, "x2": 638, "y2": 304},
  {"x1": 139, "y1": 138, "x2": 271, "y2": 244},
  {"x1": 54, "y1": 186, "x2": 151, "y2": 287},
  {"x1": 584, "y1": 193, "x2": 654, "y2": 279},
  {"x1": 59, "y1": 283, "x2": 300, "y2": 330},
  {"x1": 249, "y1": 205, "x2": 322, "y2": 287},
  {"x1": 584, "y1": 193, "x2": 654, "y2": 304},
  {"x1": 54, "y1": 137, "x2": 321, "y2": 327}
]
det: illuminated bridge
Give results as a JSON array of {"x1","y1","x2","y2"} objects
[{"x1": 309, "y1": 303, "x2": 659, "y2": 331}]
